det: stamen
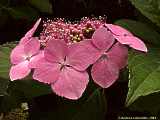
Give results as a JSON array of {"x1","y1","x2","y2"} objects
[{"x1": 40, "y1": 17, "x2": 106, "y2": 45}]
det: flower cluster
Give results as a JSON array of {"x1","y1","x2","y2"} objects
[
  {"x1": 39, "y1": 17, "x2": 105, "y2": 45},
  {"x1": 10, "y1": 18, "x2": 147, "y2": 100}
]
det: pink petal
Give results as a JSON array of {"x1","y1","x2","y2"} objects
[
  {"x1": 91, "y1": 57, "x2": 119, "y2": 88},
  {"x1": 105, "y1": 24, "x2": 133, "y2": 36},
  {"x1": 19, "y1": 37, "x2": 29, "y2": 45},
  {"x1": 20, "y1": 18, "x2": 41, "y2": 45},
  {"x1": 45, "y1": 40, "x2": 68, "y2": 63},
  {"x1": 107, "y1": 43, "x2": 128, "y2": 69},
  {"x1": 10, "y1": 61, "x2": 30, "y2": 81},
  {"x1": 24, "y1": 37, "x2": 40, "y2": 57},
  {"x1": 29, "y1": 50, "x2": 44, "y2": 68},
  {"x1": 10, "y1": 45, "x2": 26, "y2": 64},
  {"x1": 51, "y1": 67, "x2": 89, "y2": 100},
  {"x1": 67, "y1": 40, "x2": 102, "y2": 71},
  {"x1": 114, "y1": 36, "x2": 148, "y2": 52},
  {"x1": 25, "y1": 18, "x2": 41, "y2": 37},
  {"x1": 33, "y1": 58, "x2": 61, "y2": 84},
  {"x1": 92, "y1": 26, "x2": 115, "y2": 50}
]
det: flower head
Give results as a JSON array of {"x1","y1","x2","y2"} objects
[
  {"x1": 9, "y1": 17, "x2": 148, "y2": 100},
  {"x1": 89, "y1": 25, "x2": 147, "y2": 88},
  {"x1": 88, "y1": 26, "x2": 128, "y2": 88},
  {"x1": 10, "y1": 18, "x2": 42, "y2": 80},
  {"x1": 10, "y1": 38, "x2": 41, "y2": 81},
  {"x1": 33, "y1": 39, "x2": 100, "y2": 99},
  {"x1": 39, "y1": 17, "x2": 105, "y2": 45}
]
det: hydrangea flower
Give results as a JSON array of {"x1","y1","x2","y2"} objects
[
  {"x1": 10, "y1": 39, "x2": 41, "y2": 80},
  {"x1": 10, "y1": 19, "x2": 42, "y2": 80},
  {"x1": 9, "y1": 17, "x2": 148, "y2": 100},
  {"x1": 32, "y1": 39, "x2": 100, "y2": 99},
  {"x1": 39, "y1": 17, "x2": 105, "y2": 45},
  {"x1": 90, "y1": 25, "x2": 147, "y2": 88}
]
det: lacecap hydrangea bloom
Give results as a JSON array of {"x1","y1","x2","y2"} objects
[{"x1": 10, "y1": 17, "x2": 147, "y2": 100}]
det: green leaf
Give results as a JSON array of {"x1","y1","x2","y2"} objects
[
  {"x1": 0, "y1": 0, "x2": 39, "y2": 21},
  {"x1": 0, "y1": 43, "x2": 18, "y2": 111},
  {"x1": 0, "y1": 43, "x2": 16, "y2": 79},
  {"x1": 0, "y1": 43, "x2": 16, "y2": 96},
  {"x1": 126, "y1": 47, "x2": 160, "y2": 106},
  {"x1": 28, "y1": 0, "x2": 52, "y2": 14},
  {"x1": 129, "y1": 92, "x2": 160, "y2": 115},
  {"x1": 72, "y1": 89, "x2": 106, "y2": 120},
  {"x1": 129, "y1": 0, "x2": 160, "y2": 27},
  {"x1": 0, "y1": 78, "x2": 9, "y2": 96},
  {"x1": 9, "y1": 80, "x2": 52, "y2": 100},
  {"x1": 0, "y1": 87, "x2": 26, "y2": 112},
  {"x1": 115, "y1": 19, "x2": 160, "y2": 46},
  {"x1": 5, "y1": 6, "x2": 39, "y2": 21},
  {"x1": 0, "y1": 79, "x2": 51, "y2": 112},
  {"x1": 31, "y1": 89, "x2": 106, "y2": 120}
]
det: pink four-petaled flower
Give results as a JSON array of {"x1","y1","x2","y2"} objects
[
  {"x1": 90, "y1": 25, "x2": 147, "y2": 88},
  {"x1": 10, "y1": 18, "x2": 42, "y2": 80},
  {"x1": 10, "y1": 38, "x2": 41, "y2": 80},
  {"x1": 33, "y1": 39, "x2": 100, "y2": 99}
]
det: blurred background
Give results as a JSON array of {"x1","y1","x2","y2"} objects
[
  {"x1": 0, "y1": 0, "x2": 135, "y2": 44},
  {"x1": 0, "y1": 0, "x2": 160, "y2": 120}
]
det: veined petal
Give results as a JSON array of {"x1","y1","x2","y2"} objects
[
  {"x1": 114, "y1": 36, "x2": 148, "y2": 52},
  {"x1": 10, "y1": 61, "x2": 30, "y2": 81},
  {"x1": 29, "y1": 50, "x2": 44, "y2": 68},
  {"x1": 25, "y1": 18, "x2": 41, "y2": 38},
  {"x1": 105, "y1": 24, "x2": 133, "y2": 36},
  {"x1": 24, "y1": 37, "x2": 40, "y2": 57},
  {"x1": 107, "y1": 43, "x2": 128, "y2": 69},
  {"x1": 67, "y1": 40, "x2": 101, "y2": 71},
  {"x1": 33, "y1": 58, "x2": 61, "y2": 84},
  {"x1": 19, "y1": 37, "x2": 29, "y2": 45},
  {"x1": 45, "y1": 40, "x2": 68, "y2": 63},
  {"x1": 92, "y1": 26, "x2": 115, "y2": 50},
  {"x1": 19, "y1": 18, "x2": 41, "y2": 45},
  {"x1": 11, "y1": 38, "x2": 40, "y2": 65},
  {"x1": 51, "y1": 67, "x2": 89, "y2": 100},
  {"x1": 91, "y1": 57, "x2": 119, "y2": 88},
  {"x1": 10, "y1": 45, "x2": 26, "y2": 64}
]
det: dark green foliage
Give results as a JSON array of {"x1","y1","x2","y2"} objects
[
  {"x1": 0, "y1": 0, "x2": 160, "y2": 119},
  {"x1": 130, "y1": 0, "x2": 160, "y2": 27}
]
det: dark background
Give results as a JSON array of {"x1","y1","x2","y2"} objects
[
  {"x1": 0, "y1": 0, "x2": 152, "y2": 119},
  {"x1": 0, "y1": 0, "x2": 135, "y2": 44}
]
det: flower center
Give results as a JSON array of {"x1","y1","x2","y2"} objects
[
  {"x1": 70, "y1": 31, "x2": 83, "y2": 43},
  {"x1": 82, "y1": 23, "x2": 95, "y2": 39},
  {"x1": 100, "y1": 54, "x2": 108, "y2": 60},
  {"x1": 26, "y1": 57, "x2": 31, "y2": 61},
  {"x1": 60, "y1": 63, "x2": 66, "y2": 70},
  {"x1": 40, "y1": 17, "x2": 105, "y2": 45},
  {"x1": 24, "y1": 55, "x2": 32, "y2": 61},
  {"x1": 60, "y1": 57, "x2": 71, "y2": 70}
]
